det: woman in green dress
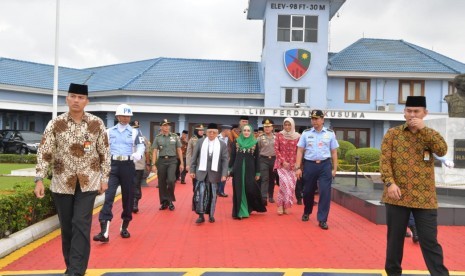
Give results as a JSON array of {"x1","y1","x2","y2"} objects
[{"x1": 230, "y1": 124, "x2": 267, "y2": 219}]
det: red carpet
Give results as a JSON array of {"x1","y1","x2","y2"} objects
[{"x1": 2, "y1": 177, "x2": 465, "y2": 272}]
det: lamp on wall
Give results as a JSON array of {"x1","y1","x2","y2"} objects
[{"x1": 294, "y1": 103, "x2": 301, "y2": 108}]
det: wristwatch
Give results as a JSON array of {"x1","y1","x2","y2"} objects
[
  {"x1": 294, "y1": 166, "x2": 301, "y2": 171},
  {"x1": 385, "y1": 182, "x2": 392, "y2": 188},
  {"x1": 34, "y1": 177, "x2": 43, "y2": 183}
]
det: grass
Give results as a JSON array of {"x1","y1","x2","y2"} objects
[
  {"x1": 0, "y1": 176, "x2": 35, "y2": 190},
  {"x1": 0, "y1": 163, "x2": 35, "y2": 175},
  {"x1": 0, "y1": 163, "x2": 35, "y2": 190}
]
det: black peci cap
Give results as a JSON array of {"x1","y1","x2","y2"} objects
[
  {"x1": 68, "y1": 83, "x2": 88, "y2": 96},
  {"x1": 405, "y1": 96, "x2": 426, "y2": 108}
]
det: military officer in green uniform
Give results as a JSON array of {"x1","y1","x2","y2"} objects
[{"x1": 151, "y1": 119, "x2": 184, "y2": 211}]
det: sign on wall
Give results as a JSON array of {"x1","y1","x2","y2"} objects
[
  {"x1": 454, "y1": 139, "x2": 465, "y2": 169},
  {"x1": 284, "y1": 48, "x2": 311, "y2": 80}
]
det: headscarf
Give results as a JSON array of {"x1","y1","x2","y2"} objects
[
  {"x1": 194, "y1": 129, "x2": 203, "y2": 139},
  {"x1": 280, "y1": 117, "x2": 300, "y2": 140},
  {"x1": 236, "y1": 124, "x2": 257, "y2": 150}
]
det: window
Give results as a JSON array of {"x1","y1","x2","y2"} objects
[
  {"x1": 448, "y1": 81, "x2": 457, "y2": 95},
  {"x1": 334, "y1": 128, "x2": 370, "y2": 148},
  {"x1": 345, "y1": 79, "x2": 370, "y2": 103},
  {"x1": 277, "y1": 15, "x2": 318, "y2": 42},
  {"x1": 282, "y1": 88, "x2": 307, "y2": 106},
  {"x1": 398, "y1": 80, "x2": 424, "y2": 104}
]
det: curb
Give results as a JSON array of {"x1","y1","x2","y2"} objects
[{"x1": 0, "y1": 188, "x2": 120, "y2": 258}]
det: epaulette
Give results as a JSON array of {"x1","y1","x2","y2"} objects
[
  {"x1": 326, "y1": 129, "x2": 334, "y2": 132},
  {"x1": 302, "y1": 128, "x2": 311, "y2": 132}
]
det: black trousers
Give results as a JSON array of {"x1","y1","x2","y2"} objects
[
  {"x1": 385, "y1": 204, "x2": 449, "y2": 276},
  {"x1": 53, "y1": 184, "x2": 97, "y2": 275},
  {"x1": 259, "y1": 156, "x2": 276, "y2": 199},
  {"x1": 134, "y1": 169, "x2": 144, "y2": 200},
  {"x1": 180, "y1": 157, "x2": 187, "y2": 182},
  {"x1": 157, "y1": 157, "x2": 178, "y2": 204},
  {"x1": 99, "y1": 160, "x2": 135, "y2": 221}
]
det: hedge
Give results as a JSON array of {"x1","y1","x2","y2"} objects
[
  {"x1": 0, "y1": 154, "x2": 37, "y2": 164},
  {"x1": 337, "y1": 140, "x2": 356, "y2": 160},
  {"x1": 345, "y1": 147, "x2": 380, "y2": 166},
  {"x1": 0, "y1": 180, "x2": 55, "y2": 239}
]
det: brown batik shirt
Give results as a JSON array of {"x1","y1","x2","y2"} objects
[
  {"x1": 380, "y1": 123, "x2": 447, "y2": 209},
  {"x1": 36, "y1": 112, "x2": 111, "y2": 194}
]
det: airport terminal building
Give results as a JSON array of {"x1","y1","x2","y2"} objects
[{"x1": 1, "y1": 0, "x2": 464, "y2": 148}]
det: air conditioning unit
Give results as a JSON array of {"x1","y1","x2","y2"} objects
[
  {"x1": 386, "y1": 103, "x2": 395, "y2": 111},
  {"x1": 376, "y1": 105, "x2": 386, "y2": 111}
]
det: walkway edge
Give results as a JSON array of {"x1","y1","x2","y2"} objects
[{"x1": 0, "y1": 189, "x2": 120, "y2": 258}]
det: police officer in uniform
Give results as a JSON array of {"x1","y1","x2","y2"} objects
[
  {"x1": 257, "y1": 119, "x2": 276, "y2": 205},
  {"x1": 295, "y1": 110, "x2": 338, "y2": 230},
  {"x1": 94, "y1": 104, "x2": 145, "y2": 242},
  {"x1": 151, "y1": 119, "x2": 184, "y2": 210}
]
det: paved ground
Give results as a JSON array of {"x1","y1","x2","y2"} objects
[{"x1": 1, "y1": 176, "x2": 465, "y2": 276}]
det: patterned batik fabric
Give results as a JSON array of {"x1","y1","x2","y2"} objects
[
  {"x1": 380, "y1": 124, "x2": 447, "y2": 209},
  {"x1": 36, "y1": 112, "x2": 111, "y2": 194},
  {"x1": 276, "y1": 168, "x2": 297, "y2": 208}
]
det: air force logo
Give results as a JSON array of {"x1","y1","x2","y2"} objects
[{"x1": 284, "y1": 49, "x2": 311, "y2": 80}]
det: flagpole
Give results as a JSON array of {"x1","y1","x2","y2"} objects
[{"x1": 52, "y1": 0, "x2": 60, "y2": 118}]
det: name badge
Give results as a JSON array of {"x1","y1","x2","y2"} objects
[
  {"x1": 423, "y1": 150, "x2": 430, "y2": 161},
  {"x1": 84, "y1": 141, "x2": 91, "y2": 153}
]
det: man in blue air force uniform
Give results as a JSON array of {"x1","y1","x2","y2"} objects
[{"x1": 93, "y1": 104, "x2": 145, "y2": 242}]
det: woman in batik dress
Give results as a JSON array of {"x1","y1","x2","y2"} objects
[
  {"x1": 230, "y1": 124, "x2": 267, "y2": 219},
  {"x1": 274, "y1": 117, "x2": 300, "y2": 215}
]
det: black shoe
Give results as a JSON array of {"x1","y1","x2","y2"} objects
[
  {"x1": 302, "y1": 214, "x2": 309, "y2": 222},
  {"x1": 319, "y1": 221, "x2": 329, "y2": 230},
  {"x1": 93, "y1": 220, "x2": 109, "y2": 242},
  {"x1": 262, "y1": 199, "x2": 268, "y2": 206},
  {"x1": 313, "y1": 201, "x2": 318, "y2": 206},
  {"x1": 159, "y1": 203, "x2": 168, "y2": 210},
  {"x1": 120, "y1": 229, "x2": 131, "y2": 238},
  {"x1": 219, "y1": 193, "x2": 228, "y2": 197},
  {"x1": 297, "y1": 198, "x2": 302, "y2": 205},
  {"x1": 168, "y1": 202, "x2": 175, "y2": 211},
  {"x1": 209, "y1": 217, "x2": 215, "y2": 223},
  {"x1": 181, "y1": 180, "x2": 186, "y2": 184},
  {"x1": 196, "y1": 217, "x2": 205, "y2": 224},
  {"x1": 269, "y1": 198, "x2": 275, "y2": 203},
  {"x1": 120, "y1": 220, "x2": 131, "y2": 238},
  {"x1": 132, "y1": 199, "x2": 139, "y2": 213}
]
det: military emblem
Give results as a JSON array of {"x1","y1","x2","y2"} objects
[{"x1": 284, "y1": 49, "x2": 311, "y2": 80}]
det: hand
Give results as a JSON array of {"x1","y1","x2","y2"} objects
[
  {"x1": 186, "y1": 166, "x2": 190, "y2": 172},
  {"x1": 190, "y1": 173, "x2": 196, "y2": 179},
  {"x1": 332, "y1": 169, "x2": 337, "y2": 178},
  {"x1": 179, "y1": 164, "x2": 184, "y2": 172},
  {"x1": 387, "y1": 183, "x2": 401, "y2": 200},
  {"x1": 255, "y1": 175, "x2": 260, "y2": 181},
  {"x1": 131, "y1": 152, "x2": 142, "y2": 161},
  {"x1": 408, "y1": 118, "x2": 425, "y2": 130},
  {"x1": 295, "y1": 168, "x2": 302, "y2": 179},
  {"x1": 221, "y1": 176, "x2": 227, "y2": 182},
  {"x1": 283, "y1": 162, "x2": 290, "y2": 170},
  {"x1": 444, "y1": 160, "x2": 455, "y2": 169},
  {"x1": 34, "y1": 181, "x2": 45, "y2": 199},
  {"x1": 98, "y1": 183, "x2": 108, "y2": 195},
  {"x1": 151, "y1": 166, "x2": 158, "y2": 174}
]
